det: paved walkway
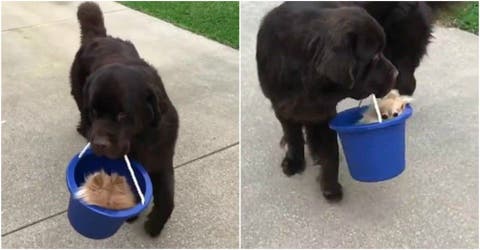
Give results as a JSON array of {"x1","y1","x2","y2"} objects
[
  {"x1": 2, "y1": 2, "x2": 238, "y2": 248},
  {"x1": 241, "y1": 2, "x2": 478, "y2": 248}
]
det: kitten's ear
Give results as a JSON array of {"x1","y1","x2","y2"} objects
[
  {"x1": 400, "y1": 95, "x2": 414, "y2": 104},
  {"x1": 91, "y1": 172, "x2": 105, "y2": 187},
  {"x1": 111, "y1": 174, "x2": 127, "y2": 185},
  {"x1": 110, "y1": 172, "x2": 119, "y2": 180}
]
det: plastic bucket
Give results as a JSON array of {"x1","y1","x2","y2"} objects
[
  {"x1": 65, "y1": 148, "x2": 153, "y2": 239},
  {"x1": 329, "y1": 105, "x2": 412, "y2": 182}
]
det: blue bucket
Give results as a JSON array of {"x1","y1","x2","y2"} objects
[
  {"x1": 329, "y1": 105, "x2": 412, "y2": 182},
  {"x1": 65, "y1": 148, "x2": 153, "y2": 239}
]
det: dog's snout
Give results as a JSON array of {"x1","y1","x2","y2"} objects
[
  {"x1": 392, "y1": 69, "x2": 399, "y2": 80},
  {"x1": 121, "y1": 141, "x2": 130, "y2": 155},
  {"x1": 93, "y1": 136, "x2": 111, "y2": 150}
]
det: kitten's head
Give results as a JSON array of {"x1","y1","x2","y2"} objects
[
  {"x1": 76, "y1": 170, "x2": 136, "y2": 210},
  {"x1": 379, "y1": 89, "x2": 413, "y2": 120},
  {"x1": 109, "y1": 173, "x2": 137, "y2": 210}
]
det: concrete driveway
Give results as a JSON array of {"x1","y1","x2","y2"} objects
[
  {"x1": 2, "y1": 2, "x2": 238, "y2": 248},
  {"x1": 241, "y1": 2, "x2": 478, "y2": 248}
]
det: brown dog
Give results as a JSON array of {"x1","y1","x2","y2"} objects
[
  {"x1": 256, "y1": 2, "x2": 438, "y2": 201},
  {"x1": 70, "y1": 2, "x2": 178, "y2": 237},
  {"x1": 257, "y1": 2, "x2": 398, "y2": 201}
]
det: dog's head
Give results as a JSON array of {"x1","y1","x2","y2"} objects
[
  {"x1": 310, "y1": 7, "x2": 398, "y2": 99},
  {"x1": 83, "y1": 64, "x2": 163, "y2": 159}
]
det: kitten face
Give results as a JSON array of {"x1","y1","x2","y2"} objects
[
  {"x1": 379, "y1": 98, "x2": 406, "y2": 119},
  {"x1": 76, "y1": 170, "x2": 136, "y2": 210},
  {"x1": 378, "y1": 89, "x2": 413, "y2": 119},
  {"x1": 359, "y1": 89, "x2": 412, "y2": 124}
]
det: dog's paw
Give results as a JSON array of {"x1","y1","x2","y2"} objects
[
  {"x1": 321, "y1": 182, "x2": 343, "y2": 202},
  {"x1": 281, "y1": 156, "x2": 305, "y2": 176},
  {"x1": 126, "y1": 215, "x2": 139, "y2": 224},
  {"x1": 144, "y1": 219, "x2": 164, "y2": 237}
]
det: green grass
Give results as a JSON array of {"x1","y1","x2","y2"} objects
[
  {"x1": 119, "y1": 1, "x2": 239, "y2": 48},
  {"x1": 438, "y1": 2, "x2": 478, "y2": 34}
]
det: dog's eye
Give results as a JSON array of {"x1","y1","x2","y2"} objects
[
  {"x1": 90, "y1": 109, "x2": 98, "y2": 118},
  {"x1": 117, "y1": 113, "x2": 127, "y2": 122},
  {"x1": 372, "y1": 54, "x2": 380, "y2": 64}
]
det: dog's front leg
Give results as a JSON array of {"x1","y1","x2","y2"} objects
[
  {"x1": 276, "y1": 113, "x2": 305, "y2": 176},
  {"x1": 305, "y1": 121, "x2": 343, "y2": 201},
  {"x1": 144, "y1": 169, "x2": 174, "y2": 237}
]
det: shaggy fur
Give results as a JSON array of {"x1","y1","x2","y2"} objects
[
  {"x1": 70, "y1": 2, "x2": 178, "y2": 236},
  {"x1": 76, "y1": 170, "x2": 137, "y2": 210},
  {"x1": 256, "y1": 2, "x2": 439, "y2": 201}
]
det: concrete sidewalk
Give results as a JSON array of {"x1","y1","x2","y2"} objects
[
  {"x1": 241, "y1": 2, "x2": 478, "y2": 249},
  {"x1": 2, "y1": 2, "x2": 238, "y2": 248}
]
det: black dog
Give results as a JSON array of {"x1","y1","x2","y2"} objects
[
  {"x1": 256, "y1": 2, "x2": 441, "y2": 201},
  {"x1": 70, "y1": 2, "x2": 179, "y2": 236}
]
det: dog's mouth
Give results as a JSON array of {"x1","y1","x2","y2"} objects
[
  {"x1": 349, "y1": 85, "x2": 393, "y2": 100},
  {"x1": 374, "y1": 70, "x2": 399, "y2": 98},
  {"x1": 373, "y1": 87, "x2": 392, "y2": 99},
  {"x1": 349, "y1": 90, "x2": 374, "y2": 100},
  {"x1": 91, "y1": 145, "x2": 128, "y2": 160},
  {"x1": 351, "y1": 67, "x2": 398, "y2": 100}
]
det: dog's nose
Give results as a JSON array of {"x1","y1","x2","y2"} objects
[
  {"x1": 392, "y1": 69, "x2": 399, "y2": 80},
  {"x1": 93, "y1": 136, "x2": 111, "y2": 151}
]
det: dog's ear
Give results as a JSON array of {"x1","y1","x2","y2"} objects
[
  {"x1": 82, "y1": 76, "x2": 93, "y2": 124},
  {"x1": 146, "y1": 91, "x2": 159, "y2": 127},
  {"x1": 315, "y1": 32, "x2": 357, "y2": 89},
  {"x1": 82, "y1": 77, "x2": 91, "y2": 107},
  {"x1": 146, "y1": 89, "x2": 166, "y2": 127}
]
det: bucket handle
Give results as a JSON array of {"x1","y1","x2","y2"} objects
[
  {"x1": 371, "y1": 94, "x2": 382, "y2": 123},
  {"x1": 358, "y1": 94, "x2": 383, "y2": 123},
  {"x1": 78, "y1": 143, "x2": 146, "y2": 205}
]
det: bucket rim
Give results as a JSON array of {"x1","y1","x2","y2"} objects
[
  {"x1": 65, "y1": 148, "x2": 153, "y2": 219},
  {"x1": 329, "y1": 104, "x2": 413, "y2": 133}
]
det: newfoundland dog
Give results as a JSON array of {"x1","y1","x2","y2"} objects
[
  {"x1": 70, "y1": 2, "x2": 179, "y2": 236},
  {"x1": 256, "y1": 2, "x2": 444, "y2": 201}
]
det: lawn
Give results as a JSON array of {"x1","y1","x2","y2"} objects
[
  {"x1": 119, "y1": 1, "x2": 239, "y2": 48},
  {"x1": 439, "y1": 2, "x2": 478, "y2": 34}
]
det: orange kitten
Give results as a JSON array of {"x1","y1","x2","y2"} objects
[
  {"x1": 76, "y1": 170, "x2": 136, "y2": 210},
  {"x1": 359, "y1": 89, "x2": 413, "y2": 124}
]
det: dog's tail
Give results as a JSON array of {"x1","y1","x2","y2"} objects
[{"x1": 77, "y1": 2, "x2": 106, "y2": 45}]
